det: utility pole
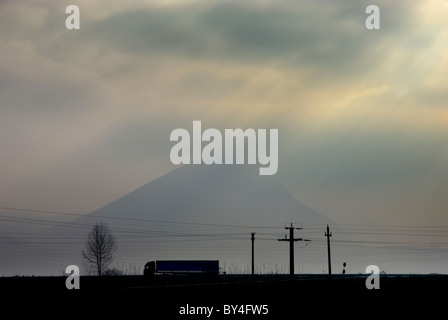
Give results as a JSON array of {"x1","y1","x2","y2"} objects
[
  {"x1": 325, "y1": 224, "x2": 332, "y2": 278},
  {"x1": 251, "y1": 232, "x2": 255, "y2": 276},
  {"x1": 278, "y1": 223, "x2": 310, "y2": 281}
]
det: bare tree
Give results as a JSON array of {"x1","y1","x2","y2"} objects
[{"x1": 82, "y1": 222, "x2": 117, "y2": 276}]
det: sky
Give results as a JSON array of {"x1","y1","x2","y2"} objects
[{"x1": 1, "y1": 0, "x2": 448, "y2": 232}]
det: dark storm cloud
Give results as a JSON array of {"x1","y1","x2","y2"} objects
[{"x1": 83, "y1": 0, "x2": 415, "y2": 80}]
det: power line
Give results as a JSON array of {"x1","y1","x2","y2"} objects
[{"x1": 0, "y1": 206, "x2": 280, "y2": 229}]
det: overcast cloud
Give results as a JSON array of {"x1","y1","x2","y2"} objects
[{"x1": 0, "y1": 0, "x2": 447, "y2": 226}]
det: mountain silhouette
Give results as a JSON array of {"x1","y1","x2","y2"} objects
[{"x1": 86, "y1": 164, "x2": 331, "y2": 227}]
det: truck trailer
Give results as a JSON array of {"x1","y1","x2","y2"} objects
[{"x1": 144, "y1": 260, "x2": 219, "y2": 275}]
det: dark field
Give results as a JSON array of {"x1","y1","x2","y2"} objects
[{"x1": 1, "y1": 274, "x2": 446, "y2": 317}]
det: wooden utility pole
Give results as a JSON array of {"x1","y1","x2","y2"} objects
[
  {"x1": 325, "y1": 224, "x2": 332, "y2": 278},
  {"x1": 278, "y1": 223, "x2": 310, "y2": 281},
  {"x1": 251, "y1": 232, "x2": 255, "y2": 276}
]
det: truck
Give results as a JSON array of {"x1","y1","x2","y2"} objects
[{"x1": 144, "y1": 260, "x2": 219, "y2": 276}]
